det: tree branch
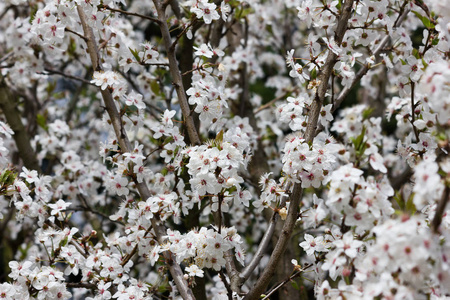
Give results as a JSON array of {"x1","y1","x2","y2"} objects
[
  {"x1": 240, "y1": 212, "x2": 277, "y2": 280},
  {"x1": 244, "y1": 1, "x2": 355, "y2": 298},
  {"x1": 431, "y1": 185, "x2": 450, "y2": 234},
  {"x1": 152, "y1": 0, "x2": 201, "y2": 146},
  {"x1": 76, "y1": 6, "x2": 195, "y2": 300},
  {"x1": 0, "y1": 75, "x2": 40, "y2": 171}
]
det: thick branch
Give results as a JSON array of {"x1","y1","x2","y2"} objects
[
  {"x1": 244, "y1": 184, "x2": 303, "y2": 300},
  {"x1": 244, "y1": 1, "x2": 354, "y2": 299},
  {"x1": 76, "y1": 6, "x2": 194, "y2": 300},
  {"x1": 0, "y1": 76, "x2": 40, "y2": 171}
]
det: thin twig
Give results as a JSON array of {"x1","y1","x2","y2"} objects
[
  {"x1": 42, "y1": 67, "x2": 94, "y2": 85},
  {"x1": 101, "y1": 5, "x2": 160, "y2": 24},
  {"x1": 121, "y1": 224, "x2": 154, "y2": 267},
  {"x1": 262, "y1": 264, "x2": 312, "y2": 300},
  {"x1": 410, "y1": 82, "x2": 420, "y2": 141},
  {"x1": 65, "y1": 28, "x2": 87, "y2": 41},
  {"x1": 76, "y1": 194, "x2": 125, "y2": 226},
  {"x1": 241, "y1": 181, "x2": 292, "y2": 281},
  {"x1": 171, "y1": 21, "x2": 196, "y2": 51},
  {"x1": 0, "y1": 51, "x2": 14, "y2": 64},
  {"x1": 0, "y1": 5, "x2": 12, "y2": 21},
  {"x1": 66, "y1": 282, "x2": 97, "y2": 289},
  {"x1": 219, "y1": 270, "x2": 233, "y2": 300},
  {"x1": 254, "y1": 90, "x2": 297, "y2": 114},
  {"x1": 240, "y1": 212, "x2": 277, "y2": 280},
  {"x1": 141, "y1": 62, "x2": 170, "y2": 67},
  {"x1": 116, "y1": 69, "x2": 164, "y2": 116}
]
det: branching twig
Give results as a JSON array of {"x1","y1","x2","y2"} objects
[{"x1": 76, "y1": 194, "x2": 125, "y2": 226}]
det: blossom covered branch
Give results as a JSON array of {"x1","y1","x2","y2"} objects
[{"x1": 0, "y1": 0, "x2": 448, "y2": 299}]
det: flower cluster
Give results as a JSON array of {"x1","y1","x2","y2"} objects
[
  {"x1": 282, "y1": 133, "x2": 338, "y2": 187},
  {"x1": 179, "y1": 140, "x2": 250, "y2": 212},
  {"x1": 351, "y1": 217, "x2": 449, "y2": 298},
  {"x1": 186, "y1": 70, "x2": 230, "y2": 125},
  {"x1": 184, "y1": 0, "x2": 222, "y2": 24},
  {"x1": 276, "y1": 94, "x2": 313, "y2": 132},
  {"x1": 168, "y1": 226, "x2": 245, "y2": 273},
  {"x1": 327, "y1": 164, "x2": 395, "y2": 232}
]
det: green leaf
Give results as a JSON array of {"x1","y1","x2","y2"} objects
[
  {"x1": 394, "y1": 190, "x2": 405, "y2": 210},
  {"x1": 163, "y1": 136, "x2": 174, "y2": 145},
  {"x1": 351, "y1": 126, "x2": 366, "y2": 150},
  {"x1": 37, "y1": 114, "x2": 49, "y2": 131},
  {"x1": 129, "y1": 47, "x2": 140, "y2": 62},
  {"x1": 362, "y1": 107, "x2": 374, "y2": 120},
  {"x1": 422, "y1": 58, "x2": 428, "y2": 69},
  {"x1": 412, "y1": 48, "x2": 420, "y2": 59},
  {"x1": 405, "y1": 192, "x2": 417, "y2": 214},
  {"x1": 236, "y1": 7, "x2": 253, "y2": 19},
  {"x1": 291, "y1": 280, "x2": 300, "y2": 290},
  {"x1": 228, "y1": 0, "x2": 240, "y2": 5},
  {"x1": 412, "y1": 10, "x2": 434, "y2": 29},
  {"x1": 5, "y1": 170, "x2": 16, "y2": 186},
  {"x1": 216, "y1": 130, "x2": 224, "y2": 143},
  {"x1": 61, "y1": 236, "x2": 68, "y2": 247},
  {"x1": 310, "y1": 67, "x2": 317, "y2": 80},
  {"x1": 29, "y1": 4, "x2": 38, "y2": 24},
  {"x1": 150, "y1": 80, "x2": 160, "y2": 95}
]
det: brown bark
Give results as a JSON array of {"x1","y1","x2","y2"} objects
[{"x1": 0, "y1": 76, "x2": 40, "y2": 172}]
